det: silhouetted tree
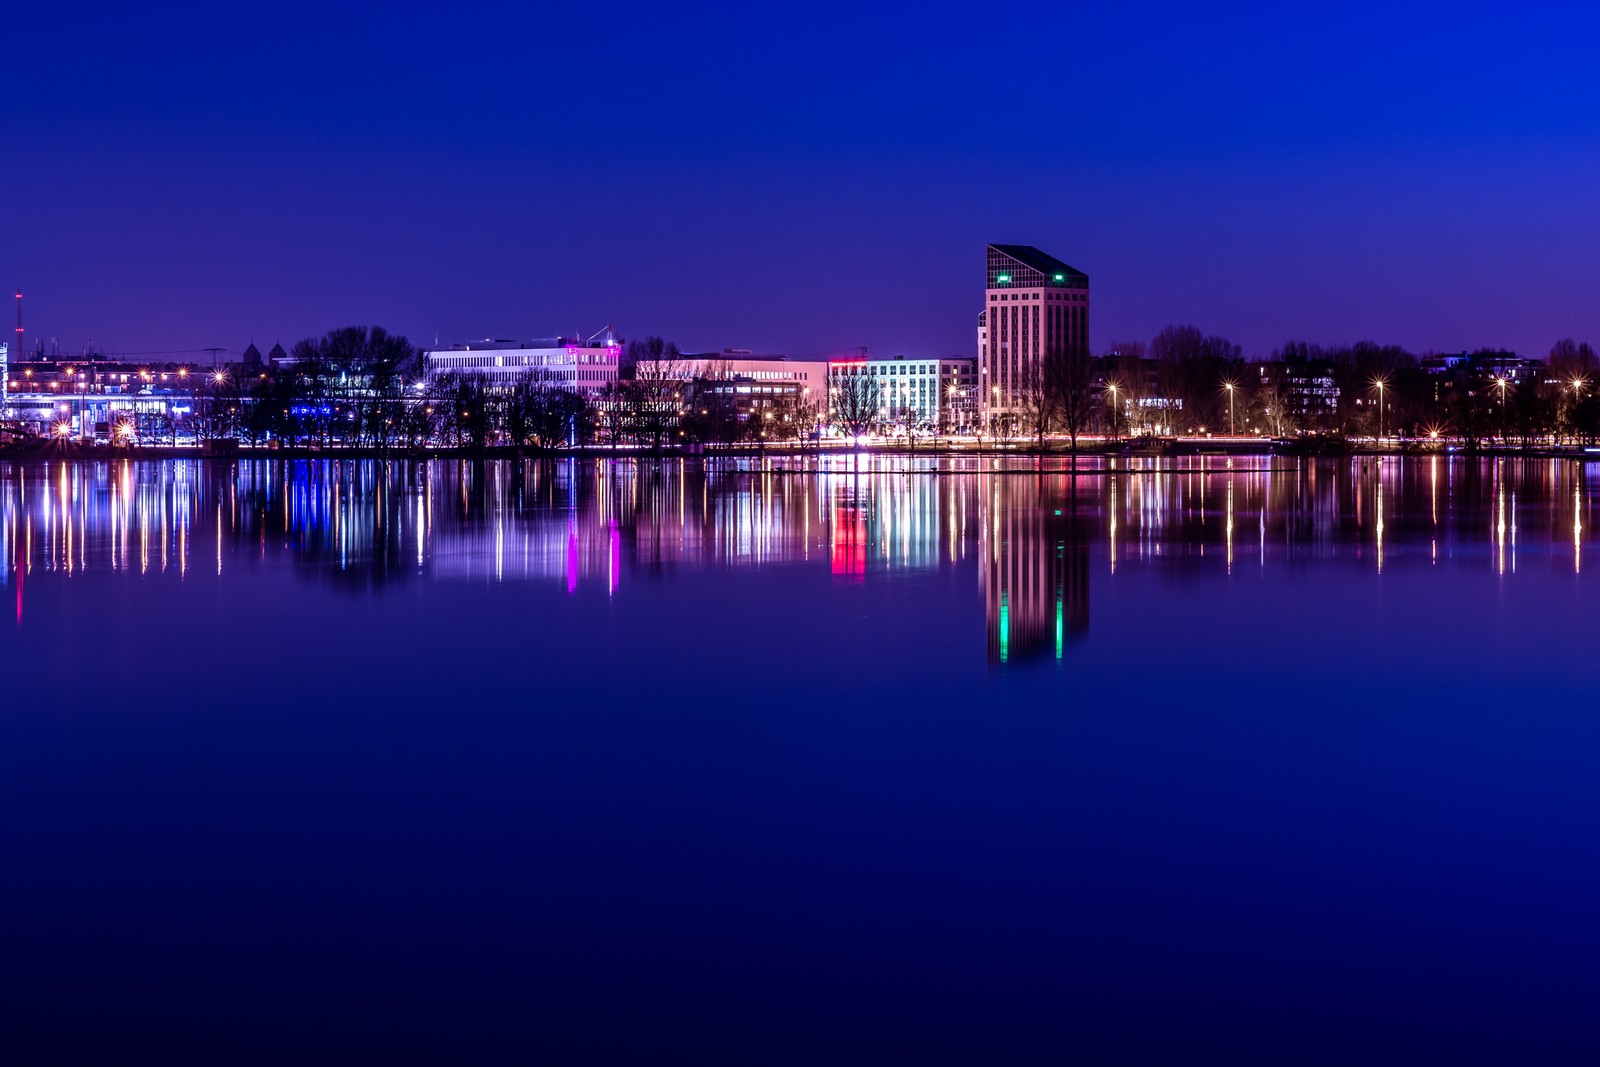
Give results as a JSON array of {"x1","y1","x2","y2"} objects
[
  {"x1": 830, "y1": 369, "x2": 881, "y2": 438},
  {"x1": 1050, "y1": 346, "x2": 1097, "y2": 455},
  {"x1": 1015, "y1": 357, "x2": 1058, "y2": 448},
  {"x1": 624, "y1": 337, "x2": 685, "y2": 450}
]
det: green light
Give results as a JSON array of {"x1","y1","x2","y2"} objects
[
  {"x1": 999, "y1": 593, "x2": 1009, "y2": 662},
  {"x1": 1053, "y1": 273, "x2": 1064, "y2": 281},
  {"x1": 996, "y1": 273, "x2": 1010, "y2": 284},
  {"x1": 1055, "y1": 595, "x2": 1063, "y2": 659}
]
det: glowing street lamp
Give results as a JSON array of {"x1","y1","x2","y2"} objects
[
  {"x1": 1559, "y1": 377, "x2": 1587, "y2": 445},
  {"x1": 1223, "y1": 381, "x2": 1236, "y2": 436},
  {"x1": 1373, "y1": 377, "x2": 1388, "y2": 442}
]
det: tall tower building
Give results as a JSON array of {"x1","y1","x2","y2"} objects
[{"x1": 978, "y1": 244, "x2": 1089, "y2": 427}]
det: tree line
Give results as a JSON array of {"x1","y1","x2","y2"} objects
[
  {"x1": 177, "y1": 329, "x2": 824, "y2": 451},
  {"x1": 1075, "y1": 328, "x2": 1600, "y2": 447},
  {"x1": 161, "y1": 324, "x2": 1600, "y2": 452}
]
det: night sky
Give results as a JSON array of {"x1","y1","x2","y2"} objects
[{"x1": 6, "y1": 2, "x2": 1598, "y2": 361}]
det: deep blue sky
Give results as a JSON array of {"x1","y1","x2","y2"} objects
[{"x1": 5, "y1": 2, "x2": 1598, "y2": 361}]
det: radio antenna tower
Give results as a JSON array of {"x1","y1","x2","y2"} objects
[{"x1": 14, "y1": 290, "x2": 21, "y2": 363}]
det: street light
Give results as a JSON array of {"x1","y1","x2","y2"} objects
[
  {"x1": 1223, "y1": 381, "x2": 1236, "y2": 436},
  {"x1": 1106, "y1": 382, "x2": 1120, "y2": 442},
  {"x1": 1563, "y1": 377, "x2": 1587, "y2": 445},
  {"x1": 1373, "y1": 377, "x2": 1388, "y2": 442}
]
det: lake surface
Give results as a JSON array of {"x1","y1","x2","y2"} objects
[{"x1": 2, "y1": 454, "x2": 1598, "y2": 1063}]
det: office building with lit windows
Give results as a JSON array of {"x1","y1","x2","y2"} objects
[
  {"x1": 827, "y1": 355, "x2": 977, "y2": 433},
  {"x1": 423, "y1": 332, "x2": 622, "y2": 396},
  {"x1": 978, "y1": 244, "x2": 1089, "y2": 427}
]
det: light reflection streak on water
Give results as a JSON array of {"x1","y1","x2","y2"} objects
[
  {"x1": 1225, "y1": 477, "x2": 1234, "y2": 575},
  {"x1": 1497, "y1": 469, "x2": 1508, "y2": 577},
  {"x1": 1576, "y1": 485, "x2": 1583, "y2": 574},
  {"x1": 0, "y1": 456, "x2": 1592, "y2": 646},
  {"x1": 1375, "y1": 459, "x2": 1385, "y2": 574},
  {"x1": 1108, "y1": 466, "x2": 1118, "y2": 575}
]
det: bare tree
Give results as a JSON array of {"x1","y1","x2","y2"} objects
[
  {"x1": 1254, "y1": 374, "x2": 1293, "y2": 437},
  {"x1": 1015, "y1": 358, "x2": 1059, "y2": 448},
  {"x1": 830, "y1": 369, "x2": 881, "y2": 438},
  {"x1": 625, "y1": 337, "x2": 686, "y2": 450},
  {"x1": 1548, "y1": 338, "x2": 1599, "y2": 384},
  {"x1": 593, "y1": 382, "x2": 628, "y2": 449},
  {"x1": 530, "y1": 384, "x2": 589, "y2": 449},
  {"x1": 1049, "y1": 346, "x2": 1096, "y2": 455},
  {"x1": 1441, "y1": 365, "x2": 1493, "y2": 452},
  {"x1": 435, "y1": 373, "x2": 496, "y2": 450},
  {"x1": 503, "y1": 373, "x2": 538, "y2": 448},
  {"x1": 1150, "y1": 324, "x2": 1241, "y2": 433}
]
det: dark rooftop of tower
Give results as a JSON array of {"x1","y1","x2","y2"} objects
[{"x1": 990, "y1": 244, "x2": 1087, "y2": 279}]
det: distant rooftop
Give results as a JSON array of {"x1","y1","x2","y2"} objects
[
  {"x1": 680, "y1": 349, "x2": 792, "y2": 362},
  {"x1": 428, "y1": 335, "x2": 618, "y2": 353}
]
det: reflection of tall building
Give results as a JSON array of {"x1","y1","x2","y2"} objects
[{"x1": 981, "y1": 476, "x2": 1090, "y2": 664}]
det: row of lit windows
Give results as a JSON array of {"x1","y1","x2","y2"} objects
[
  {"x1": 835, "y1": 363, "x2": 974, "y2": 377},
  {"x1": 9, "y1": 371, "x2": 152, "y2": 384},
  {"x1": 990, "y1": 291, "x2": 1086, "y2": 303}
]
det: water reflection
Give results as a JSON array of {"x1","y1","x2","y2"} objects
[{"x1": 2, "y1": 455, "x2": 1594, "y2": 660}]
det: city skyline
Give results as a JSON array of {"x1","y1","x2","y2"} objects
[
  {"x1": 11, "y1": 6, "x2": 1600, "y2": 1060},
  {"x1": 6, "y1": 4, "x2": 1598, "y2": 362}
]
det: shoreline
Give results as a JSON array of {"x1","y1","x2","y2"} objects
[{"x1": 2, "y1": 440, "x2": 1597, "y2": 462}]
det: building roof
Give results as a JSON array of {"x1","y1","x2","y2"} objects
[
  {"x1": 988, "y1": 244, "x2": 1088, "y2": 287},
  {"x1": 242, "y1": 342, "x2": 263, "y2": 364},
  {"x1": 267, "y1": 342, "x2": 288, "y2": 361}
]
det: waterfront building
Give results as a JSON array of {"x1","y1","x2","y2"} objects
[
  {"x1": 827, "y1": 355, "x2": 978, "y2": 433},
  {"x1": 979, "y1": 244, "x2": 1090, "y2": 429},
  {"x1": 1421, "y1": 351, "x2": 1542, "y2": 385},
  {"x1": 4, "y1": 358, "x2": 200, "y2": 436},
  {"x1": 1256, "y1": 358, "x2": 1341, "y2": 430},
  {"x1": 633, "y1": 351, "x2": 831, "y2": 430},
  {"x1": 637, "y1": 350, "x2": 830, "y2": 395},
  {"x1": 424, "y1": 332, "x2": 622, "y2": 396}
]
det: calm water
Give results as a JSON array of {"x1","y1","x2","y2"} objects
[{"x1": 2, "y1": 455, "x2": 1598, "y2": 1063}]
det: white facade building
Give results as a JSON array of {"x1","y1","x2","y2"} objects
[
  {"x1": 828, "y1": 355, "x2": 977, "y2": 432},
  {"x1": 424, "y1": 334, "x2": 621, "y2": 396}
]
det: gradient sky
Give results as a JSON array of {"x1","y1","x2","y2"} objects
[{"x1": 5, "y1": 2, "x2": 1598, "y2": 362}]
